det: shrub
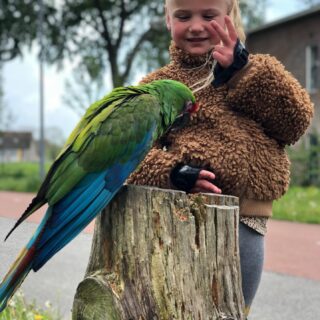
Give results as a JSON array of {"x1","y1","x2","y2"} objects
[
  {"x1": 0, "y1": 162, "x2": 49, "y2": 192},
  {"x1": 288, "y1": 132, "x2": 320, "y2": 187}
]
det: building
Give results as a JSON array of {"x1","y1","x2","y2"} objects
[
  {"x1": 0, "y1": 131, "x2": 38, "y2": 162},
  {"x1": 246, "y1": 5, "x2": 320, "y2": 135}
]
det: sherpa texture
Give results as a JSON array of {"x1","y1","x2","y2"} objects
[{"x1": 128, "y1": 44, "x2": 313, "y2": 216}]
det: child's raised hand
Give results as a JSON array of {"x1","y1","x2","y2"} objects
[{"x1": 209, "y1": 16, "x2": 238, "y2": 68}]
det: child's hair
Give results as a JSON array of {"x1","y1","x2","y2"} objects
[{"x1": 228, "y1": 0, "x2": 246, "y2": 43}]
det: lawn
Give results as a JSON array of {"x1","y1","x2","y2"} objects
[
  {"x1": 273, "y1": 186, "x2": 320, "y2": 224},
  {"x1": 0, "y1": 162, "x2": 50, "y2": 193}
]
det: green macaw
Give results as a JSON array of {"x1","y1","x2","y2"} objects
[{"x1": 0, "y1": 79, "x2": 198, "y2": 312}]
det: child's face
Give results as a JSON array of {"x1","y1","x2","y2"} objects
[{"x1": 166, "y1": 0, "x2": 229, "y2": 55}]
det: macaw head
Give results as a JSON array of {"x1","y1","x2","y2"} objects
[{"x1": 150, "y1": 79, "x2": 199, "y2": 133}]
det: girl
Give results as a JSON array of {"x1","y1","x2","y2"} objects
[{"x1": 128, "y1": 0, "x2": 314, "y2": 316}]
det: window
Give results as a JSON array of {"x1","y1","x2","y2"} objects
[{"x1": 306, "y1": 45, "x2": 319, "y2": 92}]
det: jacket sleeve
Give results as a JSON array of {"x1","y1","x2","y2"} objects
[{"x1": 226, "y1": 54, "x2": 314, "y2": 145}]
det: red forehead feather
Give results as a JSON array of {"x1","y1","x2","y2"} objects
[{"x1": 190, "y1": 102, "x2": 200, "y2": 113}]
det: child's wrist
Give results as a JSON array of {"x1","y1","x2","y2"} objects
[
  {"x1": 170, "y1": 164, "x2": 201, "y2": 192},
  {"x1": 212, "y1": 39, "x2": 249, "y2": 87}
]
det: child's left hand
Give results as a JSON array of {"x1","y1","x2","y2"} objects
[{"x1": 209, "y1": 16, "x2": 238, "y2": 68}]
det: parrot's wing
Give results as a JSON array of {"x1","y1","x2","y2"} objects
[
  {"x1": 10, "y1": 89, "x2": 138, "y2": 223},
  {"x1": 5, "y1": 92, "x2": 160, "y2": 240},
  {"x1": 62, "y1": 86, "x2": 146, "y2": 150},
  {"x1": 31, "y1": 93, "x2": 160, "y2": 269}
]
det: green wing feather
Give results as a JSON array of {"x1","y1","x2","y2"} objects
[
  {"x1": 46, "y1": 93, "x2": 160, "y2": 205},
  {"x1": 58, "y1": 86, "x2": 145, "y2": 157},
  {"x1": 14, "y1": 89, "x2": 160, "y2": 231}
]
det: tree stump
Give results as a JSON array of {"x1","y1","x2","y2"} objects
[{"x1": 72, "y1": 185, "x2": 245, "y2": 320}]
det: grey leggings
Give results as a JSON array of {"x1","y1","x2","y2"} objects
[{"x1": 239, "y1": 222, "x2": 265, "y2": 310}]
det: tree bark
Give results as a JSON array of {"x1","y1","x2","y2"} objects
[{"x1": 72, "y1": 185, "x2": 245, "y2": 320}]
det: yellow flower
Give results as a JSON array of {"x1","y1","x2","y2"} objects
[{"x1": 34, "y1": 314, "x2": 44, "y2": 320}]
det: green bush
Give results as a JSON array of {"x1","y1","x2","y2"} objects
[
  {"x1": 0, "y1": 291, "x2": 61, "y2": 320},
  {"x1": 0, "y1": 162, "x2": 49, "y2": 192},
  {"x1": 288, "y1": 132, "x2": 320, "y2": 187}
]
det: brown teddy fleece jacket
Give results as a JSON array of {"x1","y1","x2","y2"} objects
[{"x1": 127, "y1": 44, "x2": 313, "y2": 226}]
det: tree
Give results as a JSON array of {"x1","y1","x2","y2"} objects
[
  {"x1": 0, "y1": 1, "x2": 50, "y2": 61},
  {"x1": 62, "y1": 58, "x2": 106, "y2": 116},
  {"x1": 240, "y1": 0, "x2": 267, "y2": 30},
  {"x1": 0, "y1": 0, "x2": 168, "y2": 88},
  {"x1": 0, "y1": 63, "x2": 14, "y2": 131},
  {"x1": 0, "y1": 62, "x2": 15, "y2": 166},
  {"x1": 0, "y1": 64, "x2": 4, "y2": 130},
  {"x1": 0, "y1": 0, "x2": 268, "y2": 91}
]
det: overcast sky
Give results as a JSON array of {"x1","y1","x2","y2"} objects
[{"x1": 2, "y1": 0, "x2": 309, "y2": 140}]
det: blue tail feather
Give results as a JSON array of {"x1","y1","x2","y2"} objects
[
  {"x1": 0, "y1": 209, "x2": 51, "y2": 312},
  {"x1": 52, "y1": 171, "x2": 106, "y2": 212},
  {"x1": 38, "y1": 155, "x2": 143, "y2": 251},
  {"x1": 33, "y1": 187, "x2": 116, "y2": 271},
  {"x1": 32, "y1": 155, "x2": 144, "y2": 271},
  {"x1": 49, "y1": 172, "x2": 106, "y2": 228}
]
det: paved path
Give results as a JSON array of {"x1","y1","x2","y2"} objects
[
  {"x1": 0, "y1": 191, "x2": 95, "y2": 233},
  {"x1": 0, "y1": 191, "x2": 320, "y2": 319},
  {"x1": 0, "y1": 216, "x2": 91, "y2": 318},
  {"x1": 264, "y1": 219, "x2": 320, "y2": 281}
]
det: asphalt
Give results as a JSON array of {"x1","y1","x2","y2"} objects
[
  {"x1": 0, "y1": 216, "x2": 91, "y2": 318},
  {"x1": 0, "y1": 191, "x2": 320, "y2": 319}
]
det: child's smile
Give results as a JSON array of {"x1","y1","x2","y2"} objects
[{"x1": 186, "y1": 37, "x2": 210, "y2": 42}]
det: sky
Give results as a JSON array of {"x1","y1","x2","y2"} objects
[{"x1": 1, "y1": 0, "x2": 309, "y2": 141}]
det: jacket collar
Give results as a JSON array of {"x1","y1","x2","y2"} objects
[{"x1": 169, "y1": 42, "x2": 214, "y2": 69}]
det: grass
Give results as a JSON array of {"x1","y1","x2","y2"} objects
[
  {"x1": 273, "y1": 186, "x2": 320, "y2": 224},
  {"x1": 0, "y1": 291, "x2": 61, "y2": 320},
  {"x1": 0, "y1": 162, "x2": 50, "y2": 193}
]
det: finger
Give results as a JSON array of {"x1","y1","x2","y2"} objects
[
  {"x1": 210, "y1": 20, "x2": 232, "y2": 47},
  {"x1": 198, "y1": 169, "x2": 215, "y2": 180},
  {"x1": 207, "y1": 24, "x2": 221, "y2": 43},
  {"x1": 207, "y1": 22, "x2": 223, "y2": 43},
  {"x1": 214, "y1": 44, "x2": 225, "y2": 53},
  {"x1": 194, "y1": 179, "x2": 222, "y2": 194},
  {"x1": 213, "y1": 46, "x2": 234, "y2": 67},
  {"x1": 225, "y1": 15, "x2": 238, "y2": 42},
  {"x1": 212, "y1": 51, "x2": 231, "y2": 68},
  {"x1": 214, "y1": 45, "x2": 232, "y2": 57}
]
